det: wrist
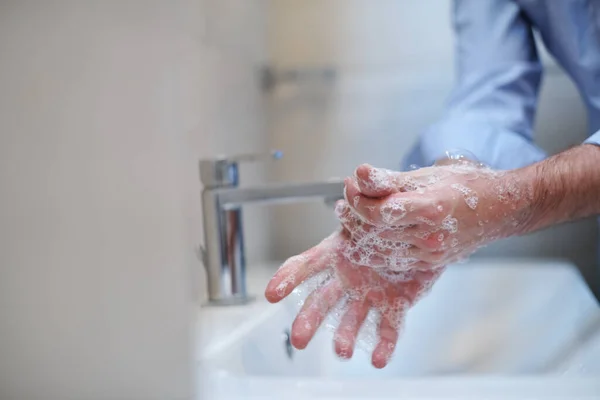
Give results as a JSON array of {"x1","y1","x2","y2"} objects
[
  {"x1": 511, "y1": 153, "x2": 570, "y2": 235},
  {"x1": 499, "y1": 144, "x2": 600, "y2": 236},
  {"x1": 494, "y1": 167, "x2": 538, "y2": 237}
]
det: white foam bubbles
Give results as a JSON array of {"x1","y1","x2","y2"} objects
[{"x1": 441, "y1": 215, "x2": 458, "y2": 233}]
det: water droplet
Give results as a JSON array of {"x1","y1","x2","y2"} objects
[{"x1": 442, "y1": 148, "x2": 480, "y2": 164}]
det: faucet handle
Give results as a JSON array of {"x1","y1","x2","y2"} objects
[{"x1": 199, "y1": 150, "x2": 283, "y2": 188}]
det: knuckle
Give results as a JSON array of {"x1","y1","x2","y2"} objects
[
  {"x1": 420, "y1": 200, "x2": 446, "y2": 221},
  {"x1": 361, "y1": 202, "x2": 381, "y2": 224},
  {"x1": 415, "y1": 206, "x2": 441, "y2": 225},
  {"x1": 420, "y1": 236, "x2": 441, "y2": 251},
  {"x1": 428, "y1": 251, "x2": 446, "y2": 264}
]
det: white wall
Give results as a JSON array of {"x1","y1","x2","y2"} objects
[
  {"x1": 188, "y1": 0, "x2": 270, "y2": 300},
  {"x1": 0, "y1": 1, "x2": 268, "y2": 399},
  {"x1": 265, "y1": 0, "x2": 597, "y2": 287}
]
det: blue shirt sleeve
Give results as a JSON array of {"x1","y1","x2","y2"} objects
[
  {"x1": 404, "y1": 0, "x2": 547, "y2": 171},
  {"x1": 585, "y1": 130, "x2": 600, "y2": 147}
]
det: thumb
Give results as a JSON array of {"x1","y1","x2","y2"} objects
[{"x1": 354, "y1": 164, "x2": 399, "y2": 198}]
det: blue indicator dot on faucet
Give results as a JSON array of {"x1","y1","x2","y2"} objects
[{"x1": 273, "y1": 150, "x2": 283, "y2": 159}]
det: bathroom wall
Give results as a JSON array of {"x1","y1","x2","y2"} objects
[
  {"x1": 0, "y1": 1, "x2": 268, "y2": 399},
  {"x1": 265, "y1": 0, "x2": 598, "y2": 289},
  {"x1": 187, "y1": 0, "x2": 270, "y2": 300}
]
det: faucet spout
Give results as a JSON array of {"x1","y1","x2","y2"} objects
[
  {"x1": 216, "y1": 180, "x2": 345, "y2": 209},
  {"x1": 201, "y1": 179, "x2": 345, "y2": 306}
]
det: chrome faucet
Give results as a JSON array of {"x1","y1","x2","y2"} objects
[{"x1": 199, "y1": 151, "x2": 344, "y2": 306}]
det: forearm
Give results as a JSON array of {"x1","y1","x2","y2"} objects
[{"x1": 517, "y1": 144, "x2": 600, "y2": 234}]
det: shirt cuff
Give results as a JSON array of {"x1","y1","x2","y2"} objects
[
  {"x1": 584, "y1": 129, "x2": 600, "y2": 147},
  {"x1": 405, "y1": 114, "x2": 546, "y2": 171}
]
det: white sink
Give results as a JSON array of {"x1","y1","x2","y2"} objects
[{"x1": 198, "y1": 259, "x2": 600, "y2": 399}]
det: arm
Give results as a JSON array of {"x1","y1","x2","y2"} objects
[
  {"x1": 405, "y1": 0, "x2": 547, "y2": 171},
  {"x1": 344, "y1": 142, "x2": 600, "y2": 270},
  {"x1": 518, "y1": 143, "x2": 600, "y2": 233}
]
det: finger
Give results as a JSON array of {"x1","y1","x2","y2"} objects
[
  {"x1": 333, "y1": 297, "x2": 370, "y2": 359},
  {"x1": 412, "y1": 267, "x2": 445, "y2": 283},
  {"x1": 377, "y1": 259, "x2": 437, "y2": 273},
  {"x1": 335, "y1": 199, "x2": 444, "y2": 267},
  {"x1": 290, "y1": 278, "x2": 344, "y2": 350},
  {"x1": 406, "y1": 247, "x2": 448, "y2": 265},
  {"x1": 354, "y1": 164, "x2": 399, "y2": 198},
  {"x1": 337, "y1": 202, "x2": 403, "y2": 259},
  {"x1": 372, "y1": 306, "x2": 404, "y2": 369},
  {"x1": 377, "y1": 227, "x2": 440, "y2": 250},
  {"x1": 339, "y1": 215, "x2": 388, "y2": 244},
  {"x1": 335, "y1": 199, "x2": 358, "y2": 227},
  {"x1": 391, "y1": 225, "x2": 450, "y2": 252},
  {"x1": 345, "y1": 178, "x2": 422, "y2": 226},
  {"x1": 265, "y1": 233, "x2": 340, "y2": 303},
  {"x1": 343, "y1": 242, "x2": 437, "y2": 271},
  {"x1": 335, "y1": 219, "x2": 438, "y2": 270},
  {"x1": 336, "y1": 201, "x2": 380, "y2": 240},
  {"x1": 355, "y1": 164, "x2": 434, "y2": 197},
  {"x1": 337, "y1": 200, "x2": 411, "y2": 243},
  {"x1": 356, "y1": 164, "x2": 449, "y2": 197},
  {"x1": 341, "y1": 241, "x2": 388, "y2": 268}
]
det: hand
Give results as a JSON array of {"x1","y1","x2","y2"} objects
[
  {"x1": 264, "y1": 228, "x2": 443, "y2": 368},
  {"x1": 264, "y1": 160, "x2": 527, "y2": 368},
  {"x1": 343, "y1": 162, "x2": 533, "y2": 266},
  {"x1": 335, "y1": 198, "x2": 443, "y2": 271}
]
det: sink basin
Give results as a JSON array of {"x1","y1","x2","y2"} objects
[{"x1": 199, "y1": 259, "x2": 600, "y2": 399}]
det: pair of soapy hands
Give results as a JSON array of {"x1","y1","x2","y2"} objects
[{"x1": 265, "y1": 160, "x2": 529, "y2": 368}]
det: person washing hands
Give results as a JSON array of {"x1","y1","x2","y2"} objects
[{"x1": 265, "y1": 0, "x2": 600, "y2": 369}]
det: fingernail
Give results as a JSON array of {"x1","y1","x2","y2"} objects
[
  {"x1": 264, "y1": 283, "x2": 280, "y2": 303},
  {"x1": 337, "y1": 346, "x2": 353, "y2": 360},
  {"x1": 372, "y1": 355, "x2": 386, "y2": 369}
]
